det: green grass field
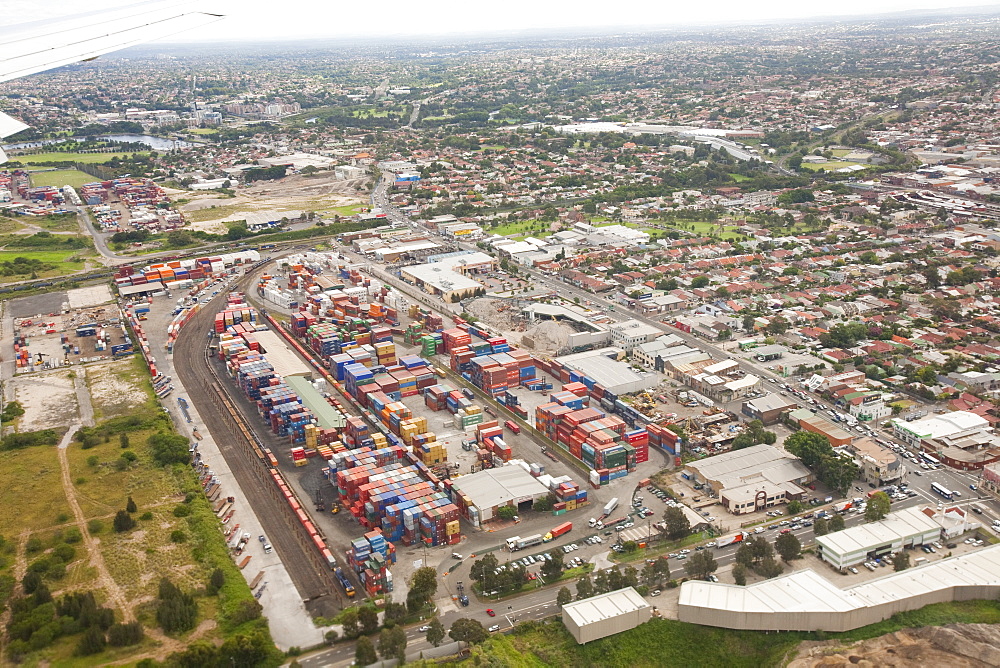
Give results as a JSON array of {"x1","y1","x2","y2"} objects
[
  {"x1": 0, "y1": 249, "x2": 90, "y2": 281},
  {"x1": 27, "y1": 168, "x2": 98, "y2": 190},
  {"x1": 802, "y1": 161, "x2": 863, "y2": 172},
  {"x1": 490, "y1": 219, "x2": 556, "y2": 237},
  {"x1": 0, "y1": 440, "x2": 73, "y2": 536},
  {"x1": 11, "y1": 151, "x2": 146, "y2": 164},
  {"x1": 187, "y1": 128, "x2": 219, "y2": 135}
]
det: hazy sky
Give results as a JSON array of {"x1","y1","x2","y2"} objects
[{"x1": 3, "y1": 0, "x2": 999, "y2": 41}]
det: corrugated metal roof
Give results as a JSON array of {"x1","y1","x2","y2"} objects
[
  {"x1": 563, "y1": 587, "x2": 650, "y2": 626},
  {"x1": 815, "y1": 505, "x2": 941, "y2": 556},
  {"x1": 254, "y1": 329, "x2": 312, "y2": 378},
  {"x1": 680, "y1": 543, "x2": 1000, "y2": 616},
  {"x1": 286, "y1": 375, "x2": 346, "y2": 429},
  {"x1": 450, "y1": 464, "x2": 550, "y2": 510}
]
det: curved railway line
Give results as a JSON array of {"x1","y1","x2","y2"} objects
[{"x1": 172, "y1": 271, "x2": 343, "y2": 617}]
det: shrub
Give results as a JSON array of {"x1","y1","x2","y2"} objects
[
  {"x1": 86, "y1": 455, "x2": 100, "y2": 467},
  {"x1": 56, "y1": 513, "x2": 70, "y2": 523},
  {"x1": 170, "y1": 530, "x2": 187, "y2": 543},
  {"x1": 107, "y1": 621, "x2": 144, "y2": 647},
  {"x1": 53, "y1": 544, "x2": 75, "y2": 563},
  {"x1": 25, "y1": 537, "x2": 43, "y2": 553},
  {"x1": 149, "y1": 431, "x2": 190, "y2": 466},
  {"x1": 64, "y1": 528, "x2": 82, "y2": 544},
  {"x1": 140, "y1": 512, "x2": 153, "y2": 521},
  {"x1": 75, "y1": 626, "x2": 106, "y2": 656},
  {"x1": 173, "y1": 504, "x2": 191, "y2": 518},
  {"x1": 157, "y1": 578, "x2": 197, "y2": 634},
  {"x1": 87, "y1": 520, "x2": 104, "y2": 534}
]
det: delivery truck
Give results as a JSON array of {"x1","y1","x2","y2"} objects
[
  {"x1": 506, "y1": 534, "x2": 543, "y2": 551},
  {"x1": 543, "y1": 522, "x2": 572, "y2": 542}
]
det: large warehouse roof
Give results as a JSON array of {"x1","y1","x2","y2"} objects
[
  {"x1": 555, "y1": 347, "x2": 659, "y2": 395},
  {"x1": 678, "y1": 544, "x2": 1000, "y2": 632},
  {"x1": 688, "y1": 444, "x2": 810, "y2": 488},
  {"x1": 816, "y1": 505, "x2": 942, "y2": 556},
  {"x1": 562, "y1": 587, "x2": 650, "y2": 627},
  {"x1": 449, "y1": 464, "x2": 550, "y2": 509},
  {"x1": 253, "y1": 329, "x2": 312, "y2": 378},
  {"x1": 285, "y1": 376, "x2": 346, "y2": 429},
  {"x1": 893, "y1": 411, "x2": 989, "y2": 439}
]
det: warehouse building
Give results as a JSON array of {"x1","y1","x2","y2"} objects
[
  {"x1": 251, "y1": 329, "x2": 313, "y2": 379},
  {"x1": 562, "y1": 587, "x2": 652, "y2": 643},
  {"x1": 399, "y1": 262, "x2": 484, "y2": 302},
  {"x1": 684, "y1": 444, "x2": 813, "y2": 515},
  {"x1": 742, "y1": 393, "x2": 798, "y2": 425},
  {"x1": 678, "y1": 544, "x2": 1000, "y2": 632},
  {"x1": 789, "y1": 408, "x2": 854, "y2": 447},
  {"x1": 553, "y1": 347, "x2": 660, "y2": 395},
  {"x1": 815, "y1": 505, "x2": 943, "y2": 570},
  {"x1": 449, "y1": 464, "x2": 551, "y2": 528}
]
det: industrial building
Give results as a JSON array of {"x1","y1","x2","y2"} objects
[
  {"x1": 399, "y1": 262, "x2": 484, "y2": 302},
  {"x1": 789, "y1": 408, "x2": 854, "y2": 447},
  {"x1": 741, "y1": 393, "x2": 798, "y2": 425},
  {"x1": 561, "y1": 587, "x2": 652, "y2": 643},
  {"x1": 684, "y1": 444, "x2": 813, "y2": 515},
  {"x1": 521, "y1": 303, "x2": 611, "y2": 350},
  {"x1": 815, "y1": 505, "x2": 943, "y2": 570},
  {"x1": 553, "y1": 347, "x2": 660, "y2": 396},
  {"x1": 678, "y1": 544, "x2": 1000, "y2": 633},
  {"x1": 448, "y1": 464, "x2": 551, "y2": 528},
  {"x1": 250, "y1": 329, "x2": 313, "y2": 379},
  {"x1": 257, "y1": 153, "x2": 336, "y2": 170}
]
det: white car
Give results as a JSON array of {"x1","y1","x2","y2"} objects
[{"x1": 488, "y1": 624, "x2": 500, "y2": 632}]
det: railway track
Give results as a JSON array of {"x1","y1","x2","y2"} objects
[{"x1": 173, "y1": 276, "x2": 341, "y2": 617}]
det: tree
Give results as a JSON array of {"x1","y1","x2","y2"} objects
[
  {"x1": 325, "y1": 630, "x2": 339, "y2": 645},
  {"x1": 496, "y1": 505, "x2": 517, "y2": 521},
  {"x1": 766, "y1": 315, "x2": 789, "y2": 335},
  {"x1": 892, "y1": 551, "x2": 911, "y2": 572},
  {"x1": 355, "y1": 636, "x2": 377, "y2": 666},
  {"x1": 148, "y1": 431, "x2": 191, "y2": 466},
  {"x1": 786, "y1": 500, "x2": 803, "y2": 515},
  {"x1": 757, "y1": 558, "x2": 784, "y2": 579},
  {"x1": 775, "y1": 532, "x2": 802, "y2": 562},
  {"x1": 76, "y1": 626, "x2": 106, "y2": 656},
  {"x1": 829, "y1": 514, "x2": 846, "y2": 532},
  {"x1": 448, "y1": 618, "x2": 489, "y2": 645},
  {"x1": 813, "y1": 517, "x2": 829, "y2": 536},
  {"x1": 156, "y1": 578, "x2": 197, "y2": 634},
  {"x1": 470, "y1": 553, "x2": 499, "y2": 588},
  {"x1": 865, "y1": 492, "x2": 891, "y2": 522},
  {"x1": 575, "y1": 574, "x2": 594, "y2": 600},
  {"x1": 341, "y1": 608, "x2": 360, "y2": 639},
  {"x1": 541, "y1": 550, "x2": 564, "y2": 582},
  {"x1": 126, "y1": 496, "x2": 137, "y2": 514},
  {"x1": 408, "y1": 566, "x2": 438, "y2": 608},
  {"x1": 662, "y1": 507, "x2": 691, "y2": 540},
  {"x1": 426, "y1": 618, "x2": 445, "y2": 647},
  {"x1": 557, "y1": 586, "x2": 572, "y2": 607},
  {"x1": 383, "y1": 601, "x2": 407, "y2": 627},
  {"x1": 358, "y1": 606, "x2": 379, "y2": 635},
  {"x1": 208, "y1": 568, "x2": 225, "y2": 596},
  {"x1": 691, "y1": 275, "x2": 710, "y2": 288},
  {"x1": 379, "y1": 625, "x2": 407, "y2": 662},
  {"x1": 107, "y1": 621, "x2": 144, "y2": 647},
  {"x1": 113, "y1": 510, "x2": 135, "y2": 533},
  {"x1": 732, "y1": 563, "x2": 747, "y2": 586},
  {"x1": 684, "y1": 551, "x2": 718, "y2": 580}
]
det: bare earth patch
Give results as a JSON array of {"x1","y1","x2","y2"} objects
[
  {"x1": 12, "y1": 371, "x2": 78, "y2": 430},
  {"x1": 87, "y1": 359, "x2": 149, "y2": 419}
]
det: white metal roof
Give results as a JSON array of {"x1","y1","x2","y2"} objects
[
  {"x1": 253, "y1": 329, "x2": 312, "y2": 378},
  {"x1": 680, "y1": 543, "x2": 1000, "y2": 615},
  {"x1": 816, "y1": 506, "x2": 942, "y2": 556},
  {"x1": 450, "y1": 464, "x2": 550, "y2": 510},
  {"x1": 562, "y1": 587, "x2": 650, "y2": 626}
]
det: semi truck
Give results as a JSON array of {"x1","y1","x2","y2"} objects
[
  {"x1": 601, "y1": 497, "x2": 619, "y2": 518},
  {"x1": 543, "y1": 522, "x2": 572, "y2": 542},
  {"x1": 716, "y1": 532, "x2": 748, "y2": 549},
  {"x1": 506, "y1": 534, "x2": 543, "y2": 551},
  {"x1": 504, "y1": 420, "x2": 521, "y2": 434}
]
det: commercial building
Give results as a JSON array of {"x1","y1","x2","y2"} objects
[
  {"x1": 257, "y1": 153, "x2": 336, "y2": 170},
  {"x1": 553, "y1": 348, "x2": 660, "y2": 396},
  {"x1": 741, "y1": 393, "x2": 798, "y2": 425},
  {"x1": 251, "y1": 329, "x2": 313, "y2": 379},
  {"x1": 631, "y1": 335, "x2": 688, "y2": 370},
  {"x1": 609, "y1": 319, "x2": 663, "y2": 352},
  {"x1": 678, "y1": 544, "x2": 1000, "y2": 632},
  {"x1": 684, "y1": 444, "x2": 813, "y2": 515},
  {"x1": 891, "y1": 411, "x2": 1000, "y2": 470},
  {"x1": 849, "y1": 437, "x2": 902, "y2": 486},
  {"x1": 815, "y1": 505, "x2": 943, "y2": 571},
  {"x1": 789, "y1": 408, "x2": 854, "y2": 447},
  {"x1": 521, "y1": 303, "x2": 611, "y2": 350},
  {"x1": 448, "y1": 464, "x2": 551, "y2": 527},
  {"x1": 561, "y1": 587, "x2": 652, "y2": 643}
]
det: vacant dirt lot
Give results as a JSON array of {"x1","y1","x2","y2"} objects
[
  {"x1": 12, "y1": 370, "x2": 78, "y2": 430},
  {"x1": 87, "y1": 358, "x2": 149, "y2": 419}
]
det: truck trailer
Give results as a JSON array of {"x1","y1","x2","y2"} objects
[
  {"x1": 601, "y1": 497, "x2": 619, "y2": 518},
  {"x1": 716, "y1": 532, "x2": 748, "y2": 549},
  {"x1": 543, "y1": 522, "x2": 572, "y2": 542},
  {"x1": 506, "y1": 534, "x2": 543, "y2": 551}
]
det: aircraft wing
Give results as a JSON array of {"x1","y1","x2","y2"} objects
[{"x1": 0, "y1": 0, "x2": 224, "y2": 157}]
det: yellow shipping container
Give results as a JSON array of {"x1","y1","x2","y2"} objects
[{"x1": 445, "y1": 520, "x2": 461, "y2": 535}]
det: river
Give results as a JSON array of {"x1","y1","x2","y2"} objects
[{"x1": 2, "y1": 134, "x2": 193, "y2": 151}]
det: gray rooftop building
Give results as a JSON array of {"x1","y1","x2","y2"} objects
[{"x1": 562, "y1": 587, "x2": 652, "y2": 643}]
